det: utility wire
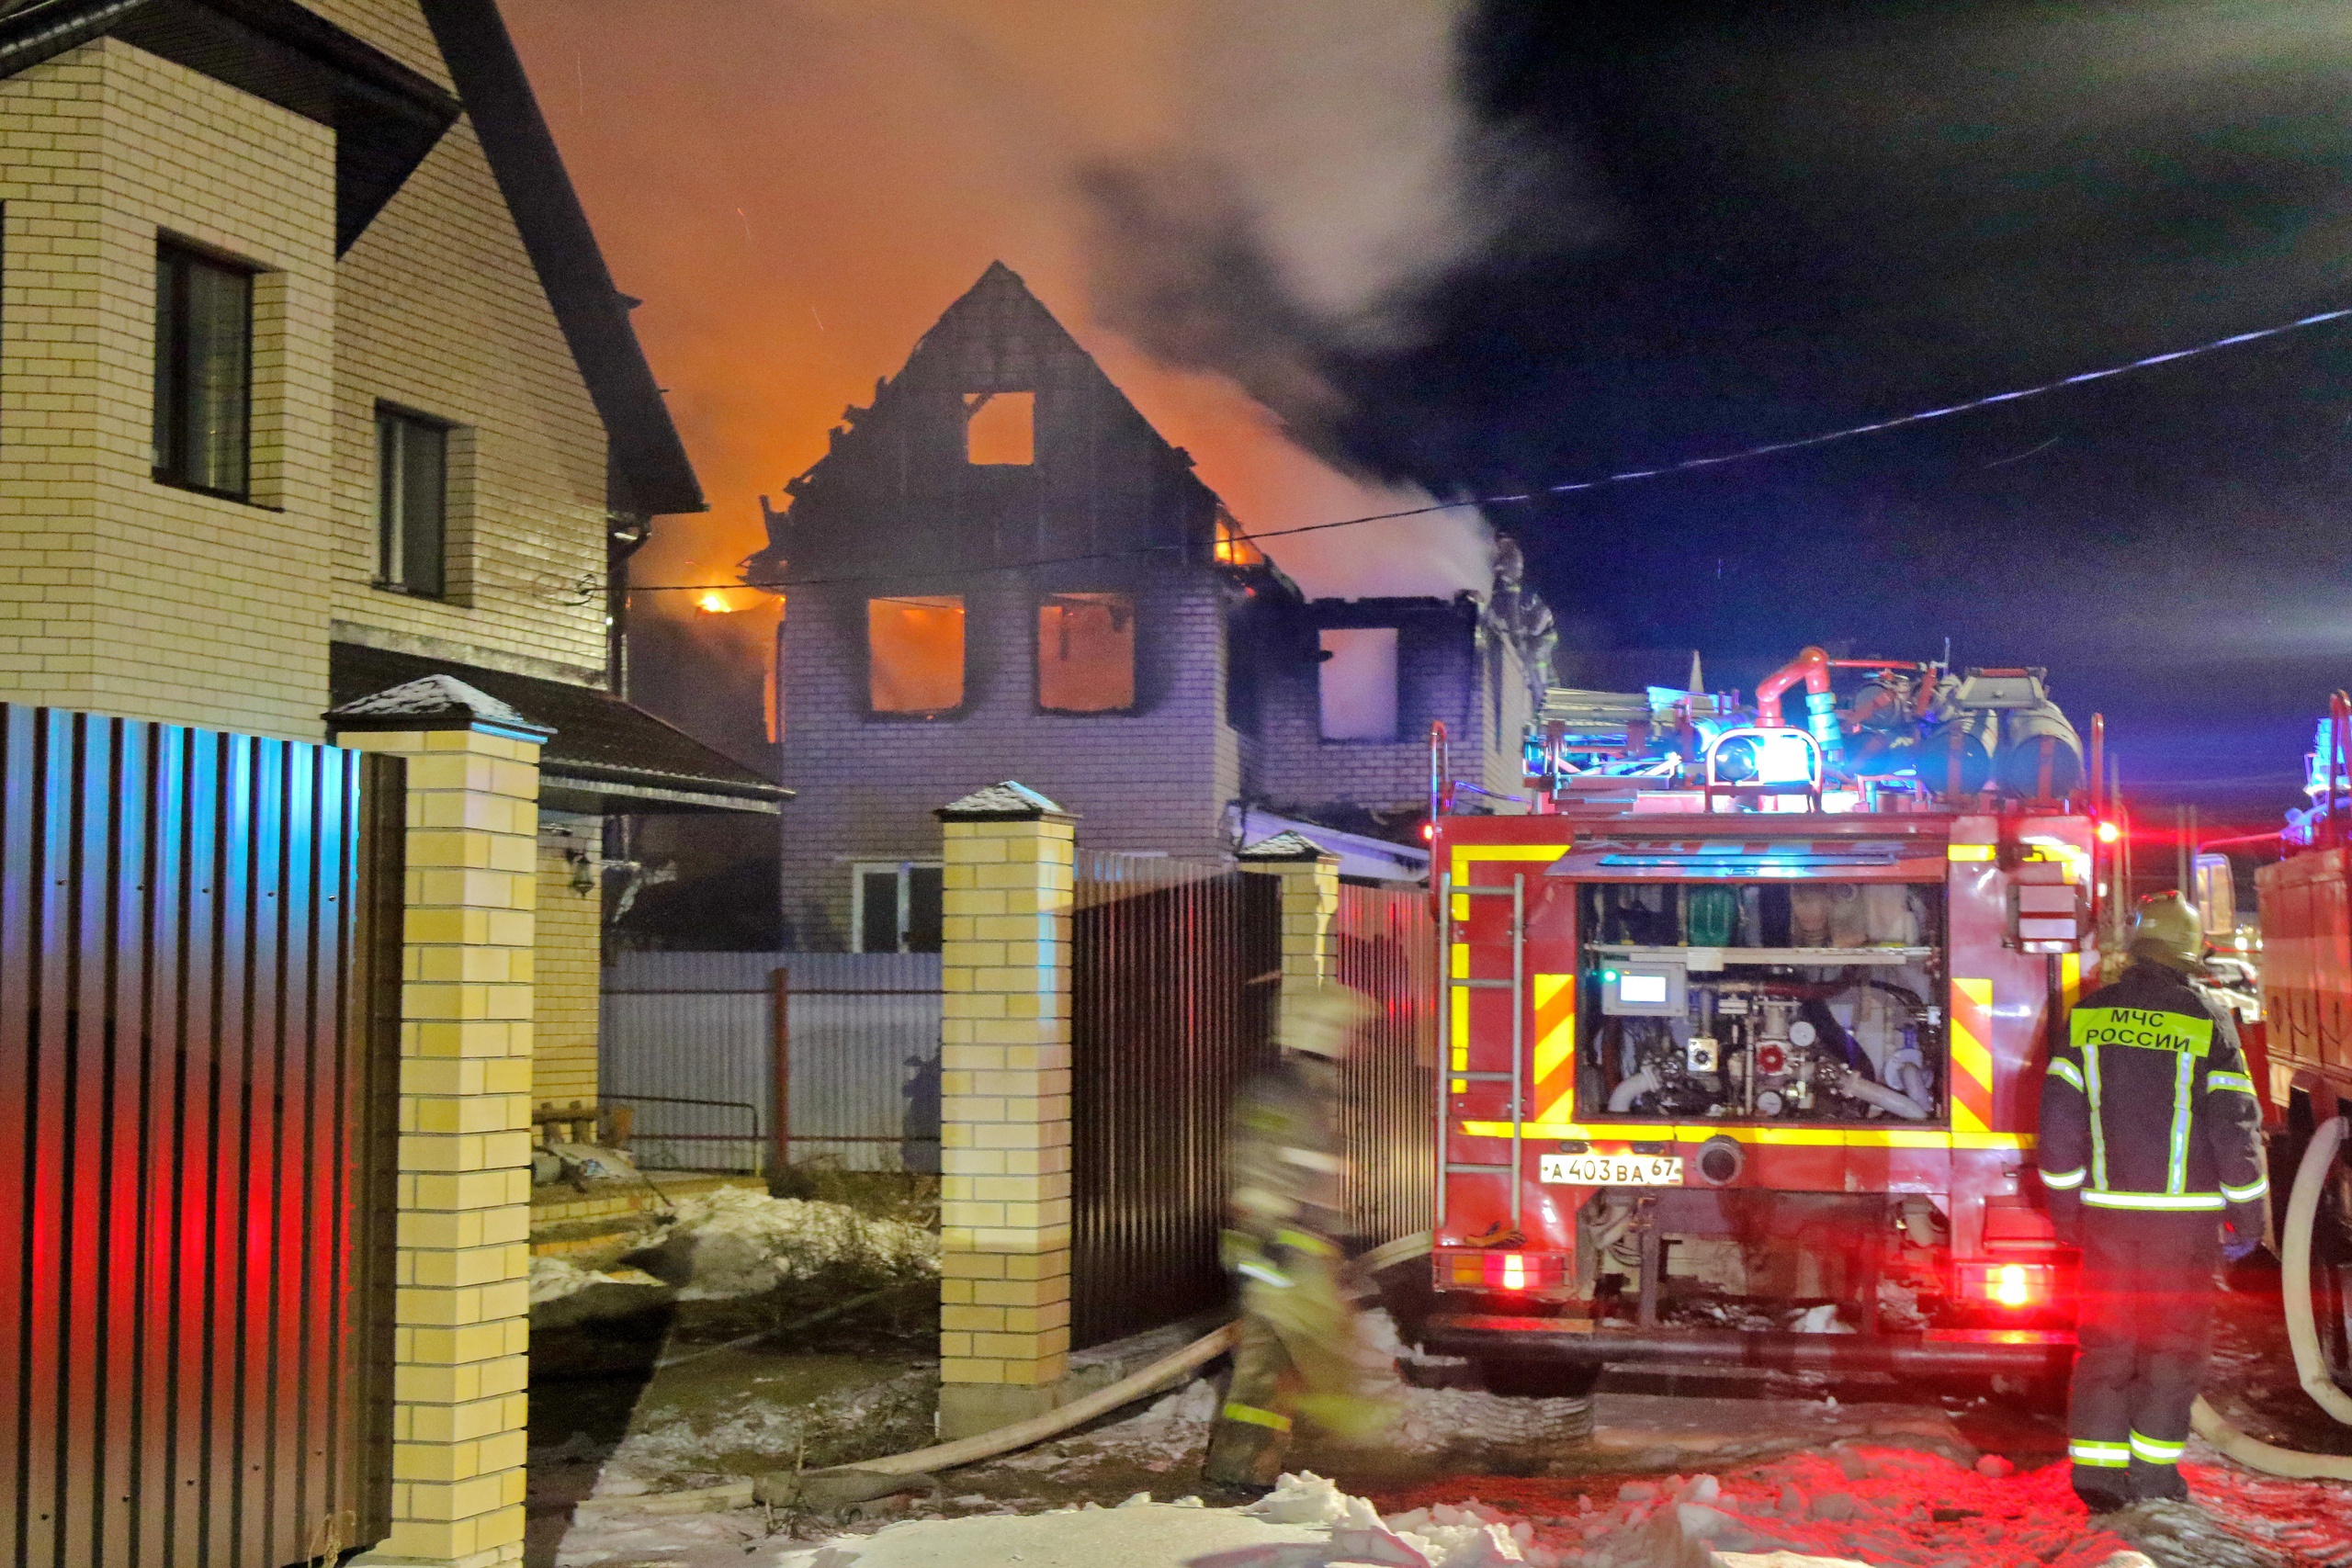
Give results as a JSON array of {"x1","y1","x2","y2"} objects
[{"x1": 637, "y1": 301, "x2": 2352, "y2": 595}]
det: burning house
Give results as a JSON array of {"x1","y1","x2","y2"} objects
[{"x1": 746, "y1": 263, "x2": 1553, "y2": 950}]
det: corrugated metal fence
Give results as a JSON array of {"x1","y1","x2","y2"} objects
[
  {"x1": 601, "y1": 952, "x2": 942, "y2": 1172},
  {"x1": 0, "y1": 704, "x2": 401, "y2": 1567},
  {"x1": 1069, "y1": 853, "x2": 1281, "y2": 1349},
  {"x1": 1336, "y1": 883, "x2": 1438, "y2": 1247}
]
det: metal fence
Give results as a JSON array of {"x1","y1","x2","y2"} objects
[
  {"x1": 601, "y1": 951, "x2": 942, "y2": 1172},
  {"x1": 1069, "y1": 853, "x2": 1281, "y2": 1349},
  {"x1": 0, "y1": 704, "x2": 401, "y2": 1567},
  {"x1": 1336, "y1": 883, "x2": 1439, "y2": 1246}
]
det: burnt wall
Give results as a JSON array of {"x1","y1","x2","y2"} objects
[
  {"x1": 776, "y1": 569, "x2": 1241, "y2": 948},
  {"x1": 1251, "y1": 597, "x2": 1517, "y2": 822}
]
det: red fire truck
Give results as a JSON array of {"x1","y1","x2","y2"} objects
[
  {"x1": 2254, "y1": 690, "x2": 2352, "y2": 1380},
  {"x1": 1423, "y1": 649, "x2": 2102, "y2": 1395}
]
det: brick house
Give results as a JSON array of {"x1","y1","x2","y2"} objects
[
  {"x1": 748, "y1": 263, "x2": 1550, "y2": 950},
  {"x1": 0, "y1": 2, "x2": 775, "y2": 1558}
]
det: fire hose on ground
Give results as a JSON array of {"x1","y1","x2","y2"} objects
[
  {"x1": 578, "y1": 1229, "x2": 1435, "y2": 1518},
  {"x1": 2190, "y1": 1113, "x2": 2352, "y2": 1480}
]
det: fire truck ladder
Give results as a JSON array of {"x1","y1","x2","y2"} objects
[{"x1": 1437, "y1": 872, "x2": 1527, "y2": 1230}]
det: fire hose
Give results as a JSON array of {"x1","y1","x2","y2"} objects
[
  {"x1": 2279, "y1": 1115, "x2": 2352, "y2": 1425},
  {"x1": 582, "y1": 1230, "x2": 1437, "y2": 1517},
  {"x1": 2188, "y1": 1114, "x2": 2352, "y2": 1481}
]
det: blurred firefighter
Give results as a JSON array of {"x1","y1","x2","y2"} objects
[
  {"x1": 1203, "y1": 981, "x2": 1387, "y2": 1489},
  {"x1": 2039, "y1": 892, "x2": 2269, "y2": 1511}
]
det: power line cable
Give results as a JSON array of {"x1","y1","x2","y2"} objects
[{"x1": 635, "y1": 301, "x2": 2352, "y2": 595}]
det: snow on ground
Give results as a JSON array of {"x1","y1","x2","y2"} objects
[
  {"x1": 594, "y1": 1364, "x2": 936, "y2": 1496},
  {"x1": 658, "y1": 1188, "x2": 939, "y2": 1300},
  {"x1": 530, "y1": 1258, "x2": 667, "y2": 1304},
  {"x1": 558, "y1": 1439, "x2": 2352, "y2": 1568}
]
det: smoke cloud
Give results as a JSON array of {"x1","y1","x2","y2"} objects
[{"x1": 1072, "y1": 0, "x2": 1600, "y2": 466}]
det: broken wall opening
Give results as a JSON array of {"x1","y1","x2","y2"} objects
[
  {"x1": 965, "y1": 390, "x2": 1035, "y2": 466},
  {"x1": 1037, "y1": 591, "x2": 1136, "y2": 712},
  {"x1": 869, "y1": 594, "x2": 966, "y2": 713}
]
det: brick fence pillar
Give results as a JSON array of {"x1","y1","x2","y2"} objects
[
  {"x1": 331, "y1": 678, "x2": 548, "y2": 1568},
  {"x1": 933, "y1": 782, "x2": 1078, "y2": 1439},
  {"x1": 1239, "y1": 829, "x2": 1341, "y2": 983}
]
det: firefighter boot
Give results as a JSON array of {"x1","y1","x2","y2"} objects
[{"x1": 1204, "y1": 1315, "x2": 1296, "y2": 1488}]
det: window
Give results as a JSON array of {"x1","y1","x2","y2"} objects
[
  {"x1": 376, "y1": 406, "x2": 449, "y2": 597},
  {"x1": 965, "y1": 390, "x2": 1034, "y2": 466},
  {"x1": 854, "y1": 862, "x2": 944, "y2": 953},
  {"x1": 1318, "y1": 626, "x2": 1399, "y2": 741},
  {"x1": 152, "y1": 243, "x2": 253, "y2": 500},
  {"x1": 868, "y1": 595, "x2": 966, "y2": 714},
  {"x1": 1037, "y1": 591, "x2": 1136, "y2": 712}
]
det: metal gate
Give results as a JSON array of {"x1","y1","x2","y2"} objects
[
  {"x1": 1335, "y1": 884, "x2": 1438, "y2": 1246},
  {"x1": 601, "y1": 952, "x2": 943, "y2": 1173},
  {"x1": 1069, "y1": 854, "x2": 1280, "y2": 1348},
  {"x1": 0, "y1": 704, "x2": 401, "y2": 1566}
]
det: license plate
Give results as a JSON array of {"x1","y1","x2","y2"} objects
[{"x1": 1539, "y1": 1152, "x2": 1685, "y2": 1187}]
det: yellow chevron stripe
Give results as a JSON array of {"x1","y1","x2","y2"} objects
[
  {"x1": 1532, "y1": 973, "x2": 1576, "y2": 1123},
  {"x1": 1950, "y1": 977, "x2": 1996, "y2": 1134}
]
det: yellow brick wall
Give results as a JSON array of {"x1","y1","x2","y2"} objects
[
  {"x1": 534, "y1": 813, "x2": 602, "y2": 1109},
  {"x1": 937, "y1": 810, "x2": 1076, "y2": 1424},
  {"x1": 328, "y1": 5, "x2": 613, "y2": 682},
  {"x1": 339, "y1": 723, "x2": 539, "y2": 1568},
  {"x1": 302, "y1": 0, "x2": 456, "y2": 92},
  {"x1": 0, "y1": 39, "x2": 339, "y2": 737}
]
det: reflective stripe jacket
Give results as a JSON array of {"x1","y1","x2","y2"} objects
[{"x1": 2038, "y1": 960, "x2": 2267, "y2": 1221}]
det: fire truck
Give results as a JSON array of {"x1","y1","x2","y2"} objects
[
  {"x1": 2255, "y1": 690, "x2": 2352, "y2": 1383},
  {"x1": 1422, "y1": 649, "x2": 2104, "y2": 1396}
]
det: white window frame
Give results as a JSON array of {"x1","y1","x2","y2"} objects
[{"x1": 851, "y1": 859, "x2": 944, "y2": 953}]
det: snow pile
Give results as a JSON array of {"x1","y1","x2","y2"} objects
[
  {"x1": 657, "y1": 1187, "x2": 939, "y2": 1300},
  {"x1": 529, "y1": 1257, "x2": 666, "y2": 1305}
]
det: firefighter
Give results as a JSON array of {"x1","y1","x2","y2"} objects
[
  {"x1": 2039, "y1": 892, "x2": 2269, "y2": 1511},
  {"x1": 1202, "y1": 981, "x2": 1387, "y2": 1490}
]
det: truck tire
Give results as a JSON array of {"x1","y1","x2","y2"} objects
[{"x1": 1476, "y1": 1357, "x2": 1602, "y2": 1400}]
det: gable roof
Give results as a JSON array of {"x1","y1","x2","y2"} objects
[
  {"x1": 415, "y1": 0, "x2": 702, "y2": 516},
  {"x1": 750, "y1": 261, "x2": 1291, "y2": 589},
  {"x1": 0, "y1": 0, "x2": 703, "y2": 518},
  {"x1": 0, "y1": 0, "x2": 459, "y2": 250}
]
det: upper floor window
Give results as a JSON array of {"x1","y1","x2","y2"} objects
[
  {"x1": 965, "y1": 390, "x2": 1034, "y2": 466},
  {"x1": 869, "y1": 594, "x2": 966, "y2": 714},
  {"x1": 152, "y1": 243, "x2": 252, "y2": 500},
  {"x1": 854, "y1": 861, "x2": 944, "y2": 953},
  {"x1": 376, "y1": 406, "x2": 449, "y2": 597},
  {"x1": 1037, "y1": 592, "x2": 1135, "y2": 713},
  {"x1": 1318, "y1": 627, "x2": 1399, "y2": 742}
]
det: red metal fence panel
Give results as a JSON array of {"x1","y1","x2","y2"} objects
[
  {"x1": 1069, "y1": 854, "x2": 1280, "y2": 1349},
  {"x1": 0, "y1": 705, "x2": 399, "y2": 1567},
  {"x1": 1336, "y1": 884, "x2": 1438, "y2": 1246}
]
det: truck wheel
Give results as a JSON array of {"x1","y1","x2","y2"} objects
[
  {"x1": 1476, "y1": 1358, "x2": 1601, "y2": 1400},
  {"x1": 2308, "y1": 1129, "x2": 2352, "y2": 1387}
]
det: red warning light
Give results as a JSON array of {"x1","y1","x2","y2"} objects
[
  {"x1": 1960, "y1": 1261, "x2": 2052, "y2": 1311},
  {"x1": 1420, "y1": 821, "x2": 1435, "y2": 842},
  {"x1": 2096, "y1": 821, "x2": 2121, "y2": 845}
]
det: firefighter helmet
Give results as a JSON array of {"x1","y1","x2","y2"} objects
[{"x1": 2130, "y1": 892, "x2": 2204, "y2": 974}]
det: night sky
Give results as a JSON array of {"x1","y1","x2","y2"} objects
[
  {"x1": 515, "y1": 0, "x2": 2352, "y2": 832},
  {"x1": 1330, "y1": 1, "x2": 2352, "y2": 829}
]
